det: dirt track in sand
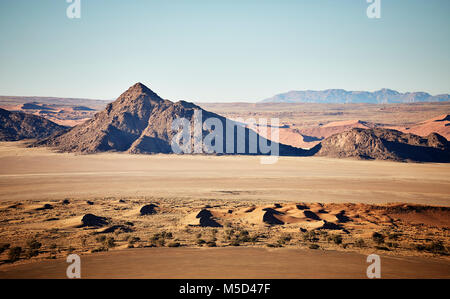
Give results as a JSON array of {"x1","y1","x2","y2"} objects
[{"x1": 1, "y1": 247, "x2": 449, "y2": 279}]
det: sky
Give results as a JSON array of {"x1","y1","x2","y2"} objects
[{"x1": 0, "y1": 0, "x2": 449, "y2": 102}]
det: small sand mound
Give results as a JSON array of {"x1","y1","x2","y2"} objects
[
  {"x1": 244, "y1": 206, "x2": 256, "y2": 213},
  {"x1": 299, "y1": 220, "x2": 343, "y2": 231},
  {"x1": 97, "y1": 225, "x2": 134, "y2": 234},
  {"x1": 196, "y1": 209, "x2": 222, "y2": 227},
  {"x1": 296, "y1": 204, "x2": 309, "y2": 210},
  {"x1": 35, "y1": 204, "x2": 53, "y2": 211},
  {"x1": 303, "y1": 210, "x2": 321, "y2": 220},
  {"x1": 140, "y1": 204, "x2": 158, "y2": 215},
  {"x1": 335, "y1": 210, "x2": 351, "y2": 223},
  {"x1": 79, "y1": 214, "x2": 108, "y2": 228},
  {"x1": 262, "y1": 208, "x2": 285, "y2": 225}
]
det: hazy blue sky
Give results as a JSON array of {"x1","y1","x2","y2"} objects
[{"x1": 0, "y1": 0, "x2": 449, "y2": 102}]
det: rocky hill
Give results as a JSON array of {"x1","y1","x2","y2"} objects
[
  {"x1": 0, "y1": 108, "x2": 66, "y2": 141},
  {"x1": 315, "y1": 128, "x2": 450, "y2": 162}
]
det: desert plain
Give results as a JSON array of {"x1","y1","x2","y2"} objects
[{"x1": 0, "y1": 141, "x2": 449, "y2": 278}]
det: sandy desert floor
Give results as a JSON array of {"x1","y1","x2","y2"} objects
[
  {"x1": 0, "y1": 141, "x2": 449, "y2": 278},
  {"x1": 1, "y1": 247, "x2": 449, "y2": 279}
]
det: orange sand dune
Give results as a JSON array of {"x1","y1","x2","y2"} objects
[{"x1": 390, "y1": 114, "x2": 450, "y2": 140}]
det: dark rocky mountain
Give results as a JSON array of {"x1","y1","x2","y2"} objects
[
  {"x1": 0, "y1": 108, "x2": 66, "y2": 141},
  {"x1": 314, "y1": 128, "x2": 450, "y2": 162},
  {"x1": 261, "y1": 89, "x2": 450, "y2": 104},
  {"x1": 37, "y1": 83, "x2": 308, "y2": 156}
]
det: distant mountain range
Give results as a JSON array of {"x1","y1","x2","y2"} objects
[
  {"x1": 1, "y1": 83, "x2": 448, "y2": 162},
  {"x1": 261, "y1": 89, "x2": 450, "y2": 104}
]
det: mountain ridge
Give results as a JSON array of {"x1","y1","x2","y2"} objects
[
  {"x1": 261, "y1": 88, "x2": 450, "y2": 104},
  {"x1": 314, "y1": 128, "x2": 450, "y2": 162},
  {"x1": 0, "y1": 108, "x2": 66, "y2": 141},
  {"x1": 36, "y1": 83, "x2": 307, "y2": 156}
]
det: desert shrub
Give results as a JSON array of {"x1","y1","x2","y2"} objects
[
  {"x1": 385, "y1": 242, "x2": 399, "y2": 248},
  {"x1": 225, "y1": 228, "x2": 258, "y2": 245},
  {"x1": 161, "y1": 231, "x2": 173, "y2": 239},
  {"x1": 415, "y1": 241, "x2": 447, "y2": 255},
  {"x1": 236, "y1": 230, "x2": 254, "y2": 243},
  {"x1": 128, "y1": 236, "x2": 140, "y2": 245},
  {"x1": 303, "y1": 231, "x2": 319, "y2": 243},
  {"x1": 105, "y1": 237, "x2": 115, "y2": 248},
  {"x1": 168, "y1": 242, "x2": 181, "y2": 247},
  {"x1": 248, "y1": 235, "x2": 259, "y2": 243},
  {"x1": 206, "y1": 241, "x2": 216, "y2": 247},
  {"x1": 318, "y1": 230, "x2": 328, "y2": 239},
  {"x1": 151, "y1": 232, "x2": 172, "y2": 242},
  {"x1": 427, "y1": 241, "x2": 446, "y2": 254},
  {"x1": 375, "y1": 246, "x2": 390, "y2": 251},
  {"x1": 25, "y1": 249, "x2": 40, "y2": 259},
  {"x1": 96, "y1": 235, "x2": 106, "y2": 243},
  {"x1": 309, "y1": 244, "x2": 320, "y2": 250},
  {"x1": 237, "y1": 230, "x2": 251, "y2": 243},
  {"x1": 0, "y1": 243, "x2": 10, "y2": 254},
  {"x1": 91, "y1": 246, "x2": 108, "y2": 253},
  {"x1": 354, "y1": 238, "x2": 366, "y2": 248},
  {"x1": 414, "y1": 244, "x2": 426, "y2": 251},
  {"x1": 223, "y1": 229, "x2": 235, "y2": 240},
  {"x1": 278, "y1": 234, "x2": 292, "y2": 245},
  {"x1": 230, "y1": 239, "x2": 241, "y2": 246},
  {"x1": 372, "y1": 232, "x2": 385, "y2": 245},
  {"x1": 149, "y1": 236, "x2": 165, "y2": 247},
  {"x1": 25, "y1": 239, "x2": 42, "y2": 258},
  {"x1": 26, "y1": 239, "x2": 42, "y2": 250},
  {"x1": 197, "y1": 239, "x2": 206, "y2": 245},
  {"x1": 387, "y1": 233, "x2": 402, "y2": 240},
  {"x1": 328, "y1": 234, "x2": 342, "y2": 245},
  {"x1": 8, "y1": 247, "x2": 22, "y2": 262}
]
